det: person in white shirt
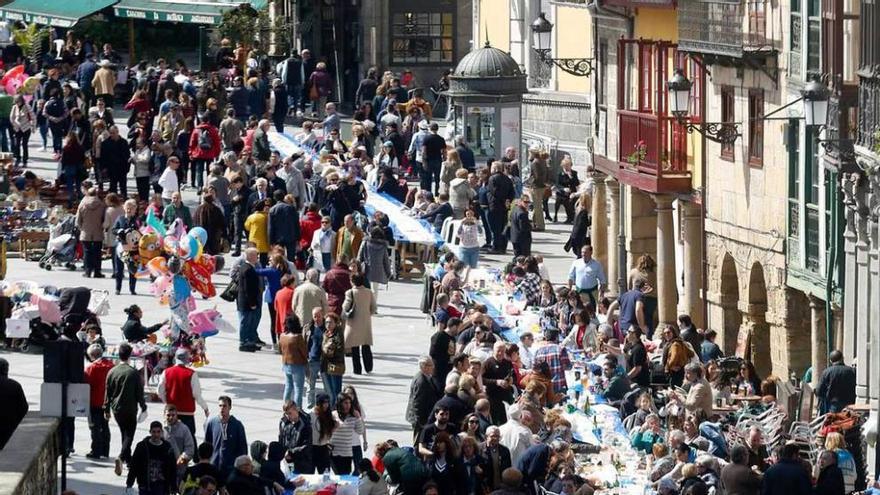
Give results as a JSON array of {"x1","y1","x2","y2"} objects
[
  {"x1": 157, "y1": 156, "x2": 180, "y2": 205},
  {"x1": 519, "y1": 332, "x2": 536, "y2": 371},
  {"x1": 499, "y1": 405, "x2": 534, "y2": 465},
  {"x1": 310, "y1": 215, "x2": 336, "y2": 272}
]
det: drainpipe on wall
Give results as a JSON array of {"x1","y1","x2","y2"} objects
[{"x1": 825, "y1": 169, "x2": 839, "y2": 361}]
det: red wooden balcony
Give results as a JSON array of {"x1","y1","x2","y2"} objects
[{"x1": 612, "y1": 110, "x2": 692, "y2": 194}]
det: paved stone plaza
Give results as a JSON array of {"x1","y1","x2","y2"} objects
[{"x1": 1, "y1": 134, "x2": 577, "y2": 493}]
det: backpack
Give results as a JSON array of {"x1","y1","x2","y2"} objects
[
  {"x1": 665, "y1": 340, "x2": 692, "y2": 372},
  {"x1": 197, "y1": 127, "x2": 212, "y2": 150}
]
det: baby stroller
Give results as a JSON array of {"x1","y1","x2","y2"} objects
[{"x1": 38, "y1": 216, "x2": 82, "y2": 270}]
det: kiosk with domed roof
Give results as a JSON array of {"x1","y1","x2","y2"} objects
[{"x1": 446, "y1": 41, "x2": 527, "y2": 161}]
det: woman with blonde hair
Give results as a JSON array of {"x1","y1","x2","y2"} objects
[
  {"x1": 629, "y1": 254, "x2": 657, "y2": 334},
  {"x1": 823, "y1": 432, "x2": 857, "y2": 493},
  {"x1": 351, "y1": 123, "x2": 373, "y2": 158},
  {"x1": 438, "y1": 148, "x2": 462, "y2": 195}
]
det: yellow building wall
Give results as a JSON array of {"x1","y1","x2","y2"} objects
[
  {"x1": 478, "y1": 0, "x2": 510, "y2": 51},
  {"x1": 553, "y1": 5, "x2": 591, "y2": 94},
  {"x1": 631, "y1": 7, "x2": 702, "y2": 186},
  {"x1": 633, "y1": 8, "x2": 678, "y2": 41}
]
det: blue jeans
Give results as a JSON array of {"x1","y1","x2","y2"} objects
[
  {"x1": 306, "y1": 361, "x2": 322, "y2": 408},
  {"x1": 191, "y1": 159, "x2": 207, "y2": 189},
  {"x1": 238, "y1": 308, "x2": 261, "y2": 344},
  {"x1": 459, "y1": 246, "x2": 479, "y2": 268},
  {"x1": 288, "y1": 85, "x2": 303, "y2": 111},
  {"x1": 283, "y1": 363, "x2": 306, "y2": 406},
  {"x1": 352, "y1": 445, "x2": 364, "y2": 475},
  {"x1": 322, "y1": 373, "x2": 342, "y2": 406},
  {"x1": 63, "y1": 166, "x2": 82, "y2": 207}
]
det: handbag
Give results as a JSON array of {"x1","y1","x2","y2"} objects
[
  {"x1": 219, "y1": 276, "x2": 239, "y2": 302},
  {"x1": 309, "y1": 84, "x2": 319, "y2": 101},
  {"x1": 344, "y1": 289, "x2": 356, "y2": 319}
]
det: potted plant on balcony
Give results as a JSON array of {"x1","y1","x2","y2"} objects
[{"x1": 626, "y1": 140, "x2": 647, "y2": 168}]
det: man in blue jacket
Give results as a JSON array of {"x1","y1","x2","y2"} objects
[{"x1": 204, "y1": 396, "x2": 248, "y2": 481}]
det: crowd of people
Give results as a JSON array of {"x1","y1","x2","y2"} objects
[
  {"x1": 0, "y1": 32, "x2": 876, "y2": 495},
  {"x1": 392, "y1": 248, "x2": 867, "y2": 495}
]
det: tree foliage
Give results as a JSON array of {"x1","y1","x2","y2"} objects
[
  {"x1": 218, "y1": 1, "x2": 291, "y2": 56},
  {"x1": 11, "y1": 23, "x2": 50, "y2": 60}
]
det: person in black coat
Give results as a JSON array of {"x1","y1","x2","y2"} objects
[
  {"x1": 279, "y1": 402, "x2": 313, "y2": 474},
  {"x1": 486, "y1": 162, "x2": 515, "y2": 253},
  {"x1": 554, "y1": 160, "x2": 580, "y2": 223},
  {"x1": 125, "y1": 421, "x2": 177, "y2": 494},
  {"x1": 565, "y1": 197, "x2": 591, "y2": 257},
  {"x1": 816, "y1": 350, "x2": 857, "y2": 414},
  {"x1": 814, "y1": 450, "x2": 845, "y2": 495},
  {"x1": 430, "y1": 384, "x2": 470, "y2": 428},
  {"x1": 420, "y1": 194, "x2": 453, "y2": 233},
  {"x1": 271, "y1": 81, "x2": 288, "y2": 133},
  {"x1": 509, "y1": 196, "x2": 533, "y2": 257},
  {"x1": 268, "y1": 190, "x2": 301, "y2": 261},
  {"x1": 229, "y1": 176, "x2": 252, "y2": 257},
  {"x1": 0, "y1": 358, "x2": 28, "y2": 449},
  {"x1": 761, "y1": 444, "x2": 812, "y2": 495},
  {"x1": 237, "y1": 249, "x2": 264, "y2": 351},
  {"x1": 121, "y1": 304, "x2": 166, "y2": 342},
  {"x1": 481, "y1": 428, "x2": 512, "y2": 493},
  {"x1": 100, "y1": 126, "x2": 132, "y2": 196},
  {"x1": 405, "y1": 357, "x2": 440, "y2": 442}
]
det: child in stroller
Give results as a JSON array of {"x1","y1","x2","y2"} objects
[{"x1": 39, "y1": 215, "x2": 82, "y2": 270}]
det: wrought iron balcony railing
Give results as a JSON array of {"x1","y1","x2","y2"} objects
[{"x1": 677, "y1": 0, "x2": 776, "y2": 59}]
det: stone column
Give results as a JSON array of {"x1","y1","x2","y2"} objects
[
  {"x1": 653, "y1": 194, "x2": 678, "y2": 327},
  {"x1": 606, "y1": 177, "x2": 621, "y2": 297},
  {"x1": 591, "y1": 174, "x2": 608, "y2": 272},
  {"x1": 679, "y1": 200, "x2": 705, "y2": 328},
  {"x1": 809, "y1": 295, "x2": 828, "y2": 389}
]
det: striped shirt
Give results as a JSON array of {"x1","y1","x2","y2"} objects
[{"x1": 329, "y1": 412, "x2": 364, "y2": 457}]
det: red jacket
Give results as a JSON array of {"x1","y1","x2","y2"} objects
[
  {"x1": 299, "y1": 211, "x2": 322, "y2": 250},
  {"x1": 163, "y1": 364, "x2": 196, "y2": 414},
  {"x1": 85, "y1": 358, "x2": 114, "y2": 408},
  {"x1": 188, "y1": 123, "x2": 222, "y2": 161},
  {"x1": 322, "y1": 264, "x2": 352, "y2": 315},
  {"x1": 274, "y1": 286, "x2": 295, "y2": 335}
]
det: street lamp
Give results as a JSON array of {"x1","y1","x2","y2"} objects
[
  {"x1": 529, "y1": 12, "x2": 593, "y2": 77},
  {"x1": 531, "y1": 13, "x2": 553, "y2": 58},
  {"x1": 666, "y1": 69, "x2": 741, "y2": 145},
  {"x1": 801, "y1": 79, "x2": 829, "y2": 128}
]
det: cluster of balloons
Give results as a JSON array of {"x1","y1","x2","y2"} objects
[
  {"x1": 117, "y1": 210, "x2": 224, "y2": 340},
  {"x1": 1, "y1": 65, "x2": 40, "y2": 103}
]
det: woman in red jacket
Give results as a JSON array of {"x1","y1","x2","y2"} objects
[
  {"x1": 188, "y1": 121, "x2": 222, "y2": 193},
  {"x1": 298, "y1": 203, "x2": 323, "y2": 268}
]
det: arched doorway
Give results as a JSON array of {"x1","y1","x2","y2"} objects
[
  {"x1": 747, "y1": 262, "x2": 771, "y2": 376},
  {"x1": 719, "y1": 253, "x2": 741, "y2": 353}
]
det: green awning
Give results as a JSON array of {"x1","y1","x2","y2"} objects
[
  {"x1": 0, "y1": 0, "x2": 117, "y2": 27},
  {"x1": 113, "y1": 0, "x2": 266, "y2": 25}
]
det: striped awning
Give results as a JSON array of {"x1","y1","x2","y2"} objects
[
  {"x1": 0, "y1": 0, "x2": 116, "y2": 27},
  {"x1": 112, "y1": 0, "x2": 266, "y2": 25}
]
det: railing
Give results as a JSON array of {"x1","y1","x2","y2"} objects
[
  {"x1": 857, "y1": 75, "x2": 880, "y2": 152},
  {"x1": 618, "y1": 110, "x2": 688, "y2": 176},
  {"x1": 604, "y1": 0, "x2": 675, "y2": 7},
  {"x1": 805, "y1": 204, "x2": 820, "y2": 273},
  {"x1": 787, "y1": 199, "x2": 800, "y2": 267},
  {"x1": 677, "y1": 0, "x2": 773, "y2": 57}
]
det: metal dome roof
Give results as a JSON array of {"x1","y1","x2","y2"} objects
[{"x1": 452, "y1": 41, "x2": 524, "y2": 78}]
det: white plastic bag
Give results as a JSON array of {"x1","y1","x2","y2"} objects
[
  {"x1": 88, "y1": 290, "x2": 111, "y2": 316},
  {"x1": 4, "y1": 318, "x2": 30, "y2": 338}
]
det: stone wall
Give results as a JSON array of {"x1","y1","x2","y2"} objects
[
  {"x1": 522, "y1": 92, "x2": 591, "y2": 166},
  {"x1": 0, "y1": 413, "x2": 59, "y2": 495},
  {"x1": 842, "y1": 145, "x2": 880, "y2": 478}
]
